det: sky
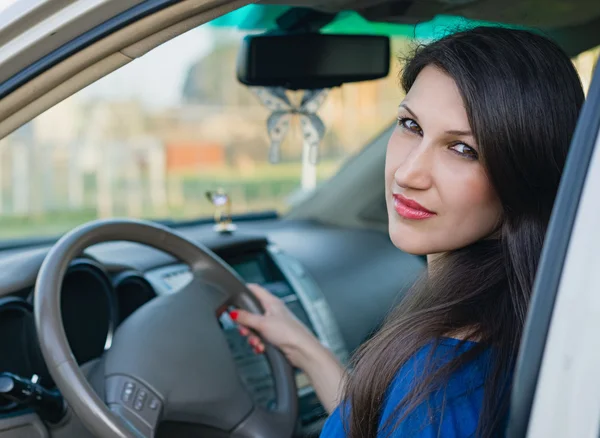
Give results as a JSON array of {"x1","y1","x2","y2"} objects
[
  {"x1": 0, "y1": 0, "x2": 235, "y2": 109},
  {"x1": 0, "y1": 0, "x2": 18, "y2": 13},
  {"x1": 79, "y1": 26, "x2": 217, "y2": 109}
]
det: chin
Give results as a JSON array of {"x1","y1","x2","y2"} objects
[{"x1": 388, "y1": 220, "x2": 431, "y2": 256}]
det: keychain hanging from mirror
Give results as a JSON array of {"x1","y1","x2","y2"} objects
[{"x1": 251, "y1": 87, "x2": 328, "y2": 166}]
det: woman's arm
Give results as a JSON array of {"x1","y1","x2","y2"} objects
[
  {"x1": 231, "y1": 284, "x2": 346, "y2": 414},
  {"x1": 294, "y1": 337, "x2": 346, "y2": 414}
]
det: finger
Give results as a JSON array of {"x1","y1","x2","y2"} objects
[
  {"x1": 247, "y1": 283, "x2": 278, "y2": 305},
  {"x1": 253, "y1": 343, "x2": 265, "y2": 355},
  {"x1": 231, "y1": 309, "x2": 264, "y2": 331},
  {"x1": 248, "y1": 335, "x2": 261, "y2": 348},
  {"x1": 238, "y1": 326, "x2": 250, "y2": 337}
]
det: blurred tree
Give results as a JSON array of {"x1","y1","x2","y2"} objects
[{"x1": 181, "y1": 36, "x2": 256, "y2": 106}]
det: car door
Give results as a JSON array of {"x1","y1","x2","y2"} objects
[{"x1": 507, "y1": 58, "x2": 600, "y2": 436}]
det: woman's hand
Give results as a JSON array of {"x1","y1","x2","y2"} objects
[
  {"x1": 230, "y1": 284, "x2": 323, "y2": 369},
  {"x1": 231, "y1": 284, "x2": 346, "y2": 413}
]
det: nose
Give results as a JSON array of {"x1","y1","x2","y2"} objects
[{"x1": 394, "y1": 141, "x2": 434, "y2": 191}]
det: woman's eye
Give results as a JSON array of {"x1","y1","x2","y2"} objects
[
  {"x1": 398, "y1": 117, "x2": 422, "y2": 135},
  {"x1": 450, "y1": 143, "x2": 479, "y2": 160}
]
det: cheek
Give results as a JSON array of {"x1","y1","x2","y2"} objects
[
  {"x1": 440, "y1": 165, "x2": 501, "y2": 238},
  {"x1": 446, "y1": 168, "x2": 497, "y2": 212}
]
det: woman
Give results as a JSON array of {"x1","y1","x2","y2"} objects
[{"x1": 230, "y1": 26, "x2": 585, "y2": 437}]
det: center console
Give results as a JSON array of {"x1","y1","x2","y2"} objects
[{"x1": 145, "y1": 240, "x2": 349, "y2": 434}]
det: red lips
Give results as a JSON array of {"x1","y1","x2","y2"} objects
[{"x1": 393, "y1": 194, "x2": 436, "y2": 220}]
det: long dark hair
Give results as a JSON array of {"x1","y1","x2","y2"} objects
[{"x1": 342, "y1": 27, "x2": 585, "y2": 437}]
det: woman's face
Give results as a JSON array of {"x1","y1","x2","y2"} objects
[{"x1": 385, "y1": 65, "x2": 502, "y2": 255}]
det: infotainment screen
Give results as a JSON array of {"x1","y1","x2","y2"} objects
[{"x1": 231, "y1": 259, "x2": 266, "y2": 284}]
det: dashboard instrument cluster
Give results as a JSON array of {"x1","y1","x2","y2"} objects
[{"x1": 0, "y1": 258, "x2": 157, "y2": 402}]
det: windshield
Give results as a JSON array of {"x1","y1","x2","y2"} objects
[
  {"x1": 0, "y1": 24, "x2": 411, "y2": 239},
  {"x1": 0, "y1": 16, "x2": 597, "y2": 240}
]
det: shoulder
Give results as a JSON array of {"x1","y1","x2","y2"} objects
[
  {"x1": 380, "y1": 338, "x2": 489, "y2": 437},
  {"x1": 320, "y1": 339, "x2": 490, "y2": 438}
]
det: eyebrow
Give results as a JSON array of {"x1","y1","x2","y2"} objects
[
  {"x1": 399, "y1": 103, "x2": 418, "y2": 120},
  {"x1": 399, "y1": 103, "x2": 473, "y2": 137}
]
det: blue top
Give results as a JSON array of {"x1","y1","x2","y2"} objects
[{"x1": 320, "y1": 338, "x2": 492, "y2": 438}]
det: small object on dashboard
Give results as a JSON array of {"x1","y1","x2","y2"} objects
[
  {"x1": 205, "y1": 189, "x2": 237, "y2": 234},
  {"x1": 0, "y1": 372, "x2": 66, "y2": 424}
]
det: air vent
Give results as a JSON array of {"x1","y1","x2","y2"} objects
[{"x1": 112, "y1": 271, "x2": 157, "y2": 323}]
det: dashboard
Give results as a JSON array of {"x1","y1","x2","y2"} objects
[{"x1": 0, "y1": 219, "x2": 425, "y2": 437}]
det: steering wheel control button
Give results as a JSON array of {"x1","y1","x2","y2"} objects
[
  {"x1": 106, "y1": 375, "x2": 162, "y2": 429},
  {"x1": 122, "y1": 382, "x2": 135, "y2": 403},
  {"x1": 149, "y1": 398, "x2": 160, "y2": 410},
  {"x1": 134, "y1": 389, "x2": 147, "y2": 411}
]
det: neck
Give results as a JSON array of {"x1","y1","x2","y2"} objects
[{"x1": 427, "y1": 253, "x2": 444, "y2": 266}]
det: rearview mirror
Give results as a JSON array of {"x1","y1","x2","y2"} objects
[{"x1": 236, "y1": 33, "x2": 391, "y2": 90}]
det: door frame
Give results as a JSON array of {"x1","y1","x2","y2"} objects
[{"x1": 508, "y1": 61, "x2": 600, "y2": 437}]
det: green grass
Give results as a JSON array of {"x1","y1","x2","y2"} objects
[
  {"x1": 0, "y1": 161, "x2": 344, "y2": 239},
  {"x1": 0, "y1": 210, "x2": 98, "y2": 239}
]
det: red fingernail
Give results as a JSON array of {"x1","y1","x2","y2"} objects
[
  {"x1": 239, "y1": 327, "x2": 249, "y2": 336},
  {"x1": 256, "y1": 344, "x2": 265, "y2": 354},
  {"x1": 229, "y1": 310, "x2": 239, "y2": 320},
  {"x1": 249, "y1": 337, "x2": 260, "y2": 347}
]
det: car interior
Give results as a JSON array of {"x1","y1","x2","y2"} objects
[{"x1": 0, "y1": 0, "x2": 599, "y2": 437}]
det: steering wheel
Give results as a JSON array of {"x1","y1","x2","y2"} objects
[{"x1": 33, "y1": 219, "x2": 297, "y2": 438}]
